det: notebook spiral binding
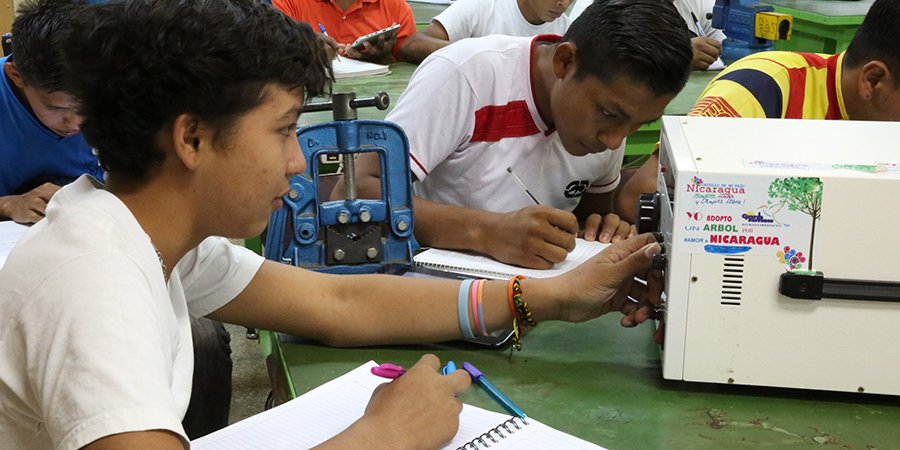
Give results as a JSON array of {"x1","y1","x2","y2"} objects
[
  {"x1": 416, "y1": 261, "x2": 514, "y2": 280},
  {"x1": 456, "y1": 416, "x2": 529, "y2": 450}
]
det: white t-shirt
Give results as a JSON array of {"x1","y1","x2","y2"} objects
[
  {"x1": 434, "y1": 0, "x2": 572, "y2": 42},
  {"x1": 388, "y1": 35, "x2": 623, "y2": 213},
  {"x1": 0, "y1": 176, "x2": 264, "y2": 450}
]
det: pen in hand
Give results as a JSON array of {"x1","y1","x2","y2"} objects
[
  {"x1": 372, "y1": 362, "x2": 459, "y2": 379},
  {"x1": 690, "y1": 12, "x2": 706, "y2": 37},
  {"x1": 506, "y1": 167, "x2": 541, "y2": 205},
  {"x1": 371, "y1": 363, "x2": 405, "y2": 379}
]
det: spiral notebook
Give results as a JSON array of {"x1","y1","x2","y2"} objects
[
  {"x1": 414, "y1": 239, "x2": 609, "y2": 280},
  {"x1": 192, "y1": 361, "x2": 607, "y2": 449}
]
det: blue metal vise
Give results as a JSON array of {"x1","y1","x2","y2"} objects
[
  {"x1": 265, "y1": 91, "x2": 419, "y2": 274},
  {"x1": 712, "y1": 0, "x2": 792, "y2": 64}
]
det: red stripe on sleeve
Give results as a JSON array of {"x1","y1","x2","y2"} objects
[{"x1": 410, "y1": 152, "x2": 428, "y2": 176}]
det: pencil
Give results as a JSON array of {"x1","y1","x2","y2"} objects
[{"x1": 506, "y1": 167, "x2": 541, "y2": 205}]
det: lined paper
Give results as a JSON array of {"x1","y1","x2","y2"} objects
[{"x1": 193, "y1": 361, "x2": 606, "y2": 449}]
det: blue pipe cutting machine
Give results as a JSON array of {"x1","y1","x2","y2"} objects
[{"x1": 265, "y1": 92, "x2": 418, "y2": 274}]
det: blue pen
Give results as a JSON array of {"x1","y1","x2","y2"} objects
[
  {"x1": 318, "y1": 23, "x2": 328, "y2": 36},
  {"x1": 442, "y1": 360, "x2": 457, "y2": 375},
  {"x1": 462, "y1": 361, "x2": 527, "y2": 419}
]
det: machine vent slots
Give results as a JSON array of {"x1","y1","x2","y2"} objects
[{"x1": 720, "y1": 256, "x2": 744, "y2": 306}]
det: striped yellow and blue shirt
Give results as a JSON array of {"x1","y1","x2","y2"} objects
[{"x1": 689, "y1": 51, "x2": 849, "y2": 120}]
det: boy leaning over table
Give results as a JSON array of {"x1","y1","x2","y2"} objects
[{"x1": 348, "y1": 0, "x2": 693, "y2": 270}]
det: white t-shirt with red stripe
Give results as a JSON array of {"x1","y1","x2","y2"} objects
[{"x1": 387, "y1": 35, "x2": 623, "y2": 214}]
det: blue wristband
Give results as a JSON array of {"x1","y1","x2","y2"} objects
[{"x1": 457, "y1": 279, "x2": 476, "y2": 340}]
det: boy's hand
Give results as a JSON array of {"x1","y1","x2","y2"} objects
[
  {"x1": 0, "y1": 182, "x2": 60, "y2": 224},
  {"x1": 361, "y1": 355, "x2": 470, "y2": 449},
  {"x1": 483, "y1": 205, "x2": 579, "y2": 269},
  {"x1": 545, "y1": 233, "x2": 662, "y2": 326},
  {"x1": 316, "y1": 33, "x2": 347, "y2": 61},
  {"x1": 691, "y1": 36, "x2": 723, "y2": 70},
  {"x1": 581, "y1": 213, "x2": 635, "y2": 243},
  {"x1": 344, "y1": 33, "x2": 397, "y2": 65}
]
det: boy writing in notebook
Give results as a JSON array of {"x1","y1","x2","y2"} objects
[
  {"x1": 349, "y1": 0, "x2": 693, "y2": 269},
  {"x1": 617, "y1": 0, "x2": 900, "y2": 222},
  {"x1": 399, "y1": 0, "x2": 575, "y2": 64},
  {"x1": 0, "y1": 1, "x2": 663, "y2": 448}
]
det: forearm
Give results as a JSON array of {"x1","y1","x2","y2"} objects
[
  {"x1": 398, "y1": 34, "x2": 449, "y2": 64},
  {"x1": 617, "y1": 154, "x2": 659, "y2": 223},
  {"x1": 412, "y1": 195, "x2": 501, "y2": 256},
  {"x1": 0, "y1": 195, "x2": 12, "y2": 220},
  {"x1": 320, "y1": 274, "x2": 562, "y2": 346},
  {"x1": 215, "y1": 260, "x2": 563, "y2": 347}
]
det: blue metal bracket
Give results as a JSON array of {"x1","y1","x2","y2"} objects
[
  {"x1": 265, "y1": 92, "x2": 418, "y2": 274},
  {"x1": 713, "y1": 0, "x2": 777, "y2": 64}
]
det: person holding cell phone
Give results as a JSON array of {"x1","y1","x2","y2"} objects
[{"x1": 273, "y1": 0, "x2": 415, "y2": 64}]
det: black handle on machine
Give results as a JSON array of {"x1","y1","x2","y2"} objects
[
  {"x1": 779, "y1": 271, "x2": 900, "y2": 303},
  {"x1": 302, "y1": 91, "x2": 389, "y2": 120}
]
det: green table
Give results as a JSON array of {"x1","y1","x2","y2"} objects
[
  {"x1": 301, "y1": 64, "x2": 718, "y2": 157},
  {"x1": 765, "y1": 0, "x2": 873, "y2": 54},
  {"x1": 262, "y1": 314, "x2": 900, "y2": 449},
  {"x1": 408, "y1": 0, "x2": 448, "y2": 25}
]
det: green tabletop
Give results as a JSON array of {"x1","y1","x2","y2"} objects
[
  {"x1": 766, "y1": 0, "x2": 873, "y2": 21},
  {"x1": 301, "y1": 64, "x2": 718, "y2": 156},
  {"x1": 263, "y1": 314, "x2": 900, "y2": 449},
  {"x1": 408, "y1": 0, "x2": 448, "y2": 25},
  {"x1": 764, "y1": 0, "x2": 873, "y2": 53}
]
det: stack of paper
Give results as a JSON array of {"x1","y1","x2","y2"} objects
[{"x1": 332, "y1": 56, "x2": 390, "y2": 79}]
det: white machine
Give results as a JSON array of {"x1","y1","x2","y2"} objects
[{"x1": 645, "y1": 116, "x2": 900, "y2": 395}]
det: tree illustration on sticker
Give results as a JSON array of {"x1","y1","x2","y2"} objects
[{"x1": 766, "y1": 177, "x2": 823, "y2": 269}]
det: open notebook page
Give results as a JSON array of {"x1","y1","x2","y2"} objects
[
  {"x1": 414, "y1": 238, "x2": 610, "y2": 280},
  {"x1": 192, "y1": 361, "x2": 606, "y2": 449}
]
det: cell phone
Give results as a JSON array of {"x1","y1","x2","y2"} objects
[{"x1": 350, "y1": 23, "x2": 400, "y2": 50}]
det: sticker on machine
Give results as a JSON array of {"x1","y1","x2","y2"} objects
[
  {"x1": 743, "y1": 159, "x2": 899, "y2": 173},
  {"x1": 678, "y1": 174, "x2": 821, "y2": 269}
]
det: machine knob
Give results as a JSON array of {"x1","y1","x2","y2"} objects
[
  {"x1": 637, "y1": 192, "x2": 662, "y2": 234},
  {"x1": 651, "y1": 253, "x2": 667, "y2": 270}
]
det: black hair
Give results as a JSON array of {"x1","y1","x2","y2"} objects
[
  {"x1": 62, "y1": 0, "x2": 332, "y2": 180},
  {"x1": 845, "y1": 0, "x2": 900, "y2": 86},
  {"x1": 563, "y1": 0, "x2": 692, "y2": 96},
  {"x1": 9, "y1": 0, "x2": 87, "y2": 91}
]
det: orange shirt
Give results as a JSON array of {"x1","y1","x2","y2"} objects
[{"x1": 273, "y1": 0, "x2": 416, "y2": 60}]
